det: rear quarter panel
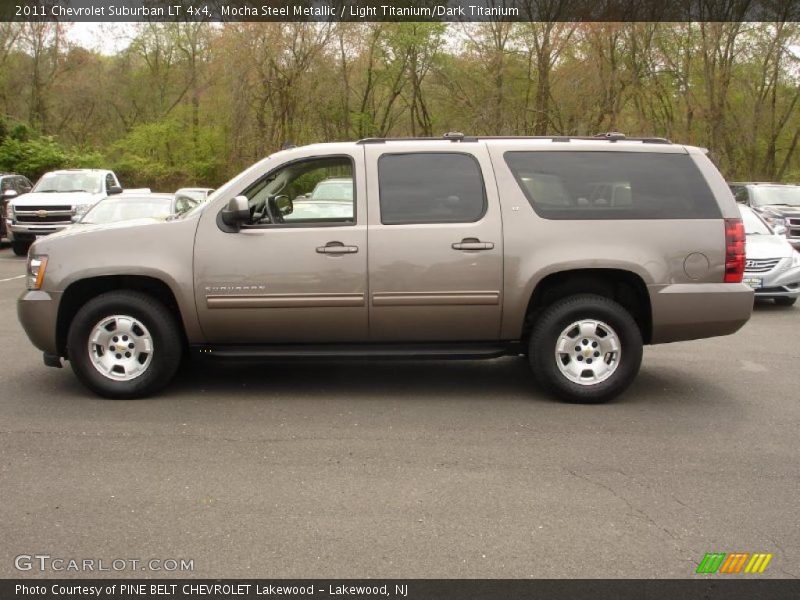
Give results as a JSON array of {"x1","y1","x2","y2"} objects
[{"x1": 486, "y1": 142, "x2": 730, "y2": 342}]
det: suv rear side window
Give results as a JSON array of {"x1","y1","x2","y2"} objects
[
  {"x1": 504, "y1": 151, "x2": 720, "y2": 220},
  {"x1": 378, "y1": 153, "x2": 486, "y2": 224}
]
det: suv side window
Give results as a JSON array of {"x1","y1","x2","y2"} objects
[
  {"x1": 243, "y1": 156, "x2": 354, "y2": 226},
  {"x1": 105, "y1": 173, "x2": 116, "y2": 191},
  {"x1": 504, "y1": 151, "x2": 721, "y2": 220},
  {"x1": 0, "y1": 177, "x2": 13, "y2": 192},
  {"x1": 378, "y1": 152, "x2": 486, "y2": 225}
]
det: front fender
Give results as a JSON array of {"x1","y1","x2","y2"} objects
[{"x1": 32, "y1": 217, "x2": 204, "y2": 344}]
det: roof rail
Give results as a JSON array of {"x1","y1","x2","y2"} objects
[{"x1": 356, "y1": 132, "x2": 671, "y2": 145}]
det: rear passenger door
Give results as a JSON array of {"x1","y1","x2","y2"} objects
[{"x1": 365, "y1": 144, "x2": 503, "y2": 341}]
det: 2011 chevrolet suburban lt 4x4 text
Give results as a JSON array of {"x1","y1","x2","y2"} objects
[{"x1": 17, "y1": 133, "x2": 754, "y2": 403}]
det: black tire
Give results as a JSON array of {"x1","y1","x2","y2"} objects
[
  {"x1": 774, "y1": 296, "x2": 797, "y2": 307},
  {"x1": 12, "y1": 241, "x2": 31, "y2": 256},
  {"x1": 67, "y1": 291, "x2": 183, "y2": 399},
  {"x1": 529, "y1": 294, "x2": 643, "y2": 404}
]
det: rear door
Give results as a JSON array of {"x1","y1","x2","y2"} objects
[{"x1": 364, "y1": 143, "x2": 503, "y2": 341}]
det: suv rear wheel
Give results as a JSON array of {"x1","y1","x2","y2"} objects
[
  {"x1": 529, "y1": 294, "x2": 643, "y2": 403},
  {"x1": 66, "y1": 291, "x2": 182, "y2": 399}
]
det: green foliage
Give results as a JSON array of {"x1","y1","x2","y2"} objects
[
  {"x1": 106, "y1": 114, "x2": 225, "y2": 190},
  {"x1": 0, "y1": 136, "x2": 66, "y2": 177},
  {"x1": 2, "y1": 22, "x2": 799, "y2": 186}
]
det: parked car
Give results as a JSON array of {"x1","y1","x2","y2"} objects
[
  {"x1": 729, "y1": 182, "x2": 800, "y2": 250},
  {"x1": 6, "y1": 169, "x2": 125, "y2": 256},
  {"x1": 0, "y1": 172, "x2": 33, "y2": 241},
  {"x1": 739, "y1": 205, "x2": 800, "y2": 306},
  {"x1": 18, "y1": 133, "x2": 754, "y2": 402},
  {"x1": 76, "y1": 194, "x2": 182, "y2": 226},
  {"x1": 288, "y1": 177, "x2": 354, "y2": 221},
  {"x1": 175, "y1": 187, "x2": 214, "y2": 212}
]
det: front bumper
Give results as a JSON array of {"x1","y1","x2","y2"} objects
[
  {"x1": 747, "y1": 264, "x2": 800, "y2": 299},
  {"x1": 649, "y1": 282, "x2": 754, "y2": 344},
  {"x1": 8, "y1": 221, "x2": 70, "y2": 242},
  {"x1": 18, "y1": 289, "x2": 61, "y2": 355}
]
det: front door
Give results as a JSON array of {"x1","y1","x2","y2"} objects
[
  {"x1": 364, "y1": 144, "x2": 504, "y2": 341},
  {"x1": 194, "y1": 151, "x2": 368, "y2": 344}
]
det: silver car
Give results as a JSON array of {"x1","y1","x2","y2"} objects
[{"x1": 740, "y1": 205, "x2": 800, "y2": 306}]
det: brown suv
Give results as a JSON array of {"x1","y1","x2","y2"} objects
[{"x1": 18, "y1": 134, "x2": 754, "y2": 403}]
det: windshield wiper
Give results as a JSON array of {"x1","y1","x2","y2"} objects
[{"x1": 61, "y1": 189, "x2": 89, "y2": 193}]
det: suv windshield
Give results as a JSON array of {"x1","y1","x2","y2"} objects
[
  {"x1": 750, "y1": 185, "x2": 800, "y2": 207},
  {"x1": 33, "y1": 172, "x2": 104, "y2": 194}
]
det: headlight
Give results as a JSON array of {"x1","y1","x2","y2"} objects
[
  {"x1": 72, "y1": 204, "x2": 92, "y2": 217},
  {"x1": 762, "y1": 213, "x2": 785, "y2": 227},
  {"x1": 4, "y1": 202, "x2": 13, "y2": 219},
  {"x1": 792, "y1": 251, "x2": 800, "y2": 268},
  {"x1": 26, "y1": 255, "x2": 48, "y2": 290}
]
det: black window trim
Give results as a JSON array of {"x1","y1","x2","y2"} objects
[
  {"x1": 377, "y1": 151, "x2": 488, "y2": 226},
  {"x1": 503, "y1": 149, "x2": 721, "y2": 221},
  {"x1": 232, "y1": 154, "x2": 358, "y2": 230}
]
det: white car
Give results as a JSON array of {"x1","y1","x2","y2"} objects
[
  {"x1": 740, "y1": 205, "x2": 800, "y2": 306},
  {"x1": 6, "y1": 169, "x2": 124, "y2": 255}
]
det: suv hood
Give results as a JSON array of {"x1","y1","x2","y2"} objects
[
  {"x1": 10, "y1": 191, "x2": 103, "y2": 208},
  {"x1": 745, "y1": 234, "x2": 795, "y2": 259},
  {"x1": 40, "y1": 217, "x2": 167, "y2": 242}
]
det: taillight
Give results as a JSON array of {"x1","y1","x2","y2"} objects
[{"x1": 724, "y1": 218, "x2": 745, "y2": 283}]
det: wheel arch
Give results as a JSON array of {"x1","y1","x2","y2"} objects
[
  {"x1": 521, "y1": 268, "x2": 652, "y2": 345},
  {"x1": 56, "y1": 275, "x2": 187, "y2": 358}
]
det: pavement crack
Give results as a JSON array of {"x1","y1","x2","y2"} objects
[{"x1": 565, "y1": 468, "x2": 678, "y2": 541}]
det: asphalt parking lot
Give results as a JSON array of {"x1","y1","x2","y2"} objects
[{"x1": 0, "y1": 246, "x2": 798, "y2": 580}]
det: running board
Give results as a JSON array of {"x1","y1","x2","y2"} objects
[{"x1": 191, "y1": 342, "x2": 521, "y2": 361}]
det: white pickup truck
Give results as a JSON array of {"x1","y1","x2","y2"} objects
[{"x1": 5, "y1": 169, "x2": 147, "y2": 255}]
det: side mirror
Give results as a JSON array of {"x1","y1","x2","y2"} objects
[
  {"x1": 220, "y1": 195, "x2": 250, "y2": 229},
  {"x1": 1, "y1": 189, "x2": 18, "y2": 199},
  {"x1": 107, "y1": 185, "x2": 123, "y2": 195},
  {"x1": 271, "y1": 194, "x2": 293, "y2": 217}
]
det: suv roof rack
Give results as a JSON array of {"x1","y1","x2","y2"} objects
[{"x1": 356, "y1": 132, "x2": 672, "y2": 145}]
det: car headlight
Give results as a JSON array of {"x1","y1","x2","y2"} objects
[
  {"x1": 762, "y1": 213, "x2": 785, "y2": 227},
  {"x1": 72, "y1": 204, "x2": 92, "y2": 217},
  {"x1": 4, "y1": 202, "x2": 14, "y2": 220},
  {"x1": 26, "y1": 255, "x2": 48, "y2": 290},
  {"x1": 792, "y1": 251, "x2": 800, "y2": 268}
]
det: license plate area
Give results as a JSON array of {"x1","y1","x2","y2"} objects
[{"x1": 743, "y1": 277, "x2": 763, "y2": 289}]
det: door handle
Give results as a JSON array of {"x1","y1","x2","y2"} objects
[
  {"x1": 316, "y1": 241, "x2": 359, "y2": 255},
  {"x1": 452, "y1": 237, "x2": 495, "y2": 251}
]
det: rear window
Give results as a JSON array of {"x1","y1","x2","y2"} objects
[
  {"x1": 378, "y1": 153, "x2": 486, "y2": 224},
  {"x1": 504, "y1": 151, "x2": 720, "y2": 220}
]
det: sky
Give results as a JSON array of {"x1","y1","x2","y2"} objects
[{"x1": 66, "y1": 22, "x2": 136, "y2": 54}]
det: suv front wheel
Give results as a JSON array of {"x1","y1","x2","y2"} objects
[
  {"x1": 67, "y1": 291, "x2": 183, "y2": 399},
  {"x1": 12, "y1": 241, "x2": 31, "y2": 256},
  {"x1": 529, "y1": 294, "x2": 643, "y2": 404}
]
